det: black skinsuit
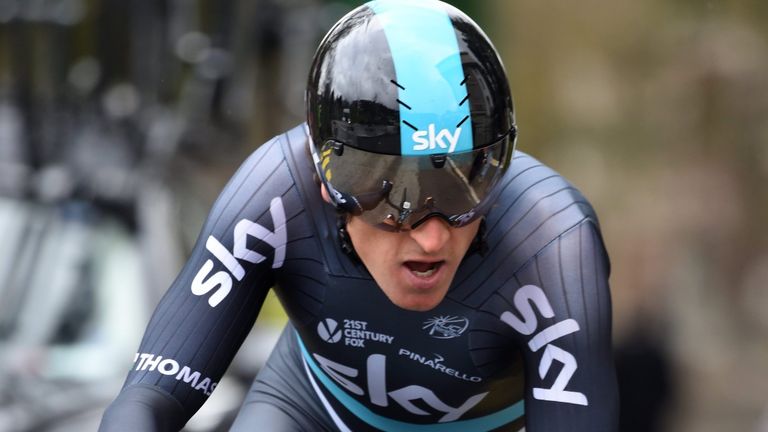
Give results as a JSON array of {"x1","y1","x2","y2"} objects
[{"x1": 100, "y1": 124, "x2": 618, "y2": 431}]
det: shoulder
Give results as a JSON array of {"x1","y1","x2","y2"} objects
[
  {"x1": 201, "y1": 124, "x2": 314, "y2": 239},
  {"x1": 493, "y1": 151, "x2": 599, "y2": 225},
  {"x1": 453, "y1": 150, "x2": 610, "y2": 302},
  {"x1": 210, "y1": 124, "x2": 311, "y2": 209},
  {"x1": 232, "y1": 124, "x2": 309, "y2": 176},
  {"x1": 484, "y1": 150, "x2": 606, "y2": 271}
]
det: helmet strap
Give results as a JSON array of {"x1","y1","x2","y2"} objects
[
  {"x1": 468, "y1": 218, "x2": 488, "y2": 257},
  {"x1": 336, "y1": 213, "x2": 361, "y2": 263}
]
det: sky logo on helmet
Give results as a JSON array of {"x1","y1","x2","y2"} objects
[
  {"x1": 370, "y1": 0, "x2": 474, "y2": 157},
  {"x1": 412, "y1": 124, "x2": 463, "y2": 154}
]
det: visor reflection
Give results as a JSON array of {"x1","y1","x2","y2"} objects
[{"x1": 320, "y1": 130, "x2": 511, "y2": 230}]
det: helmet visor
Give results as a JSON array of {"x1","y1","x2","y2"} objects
[{"x1": 315, "y1": 131, "x2": 512, "y2": 230}]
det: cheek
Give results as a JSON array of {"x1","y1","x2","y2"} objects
[
  {"x1": 452, "y1": 222, "x2": 481, "y2": 254},
  {"x1": 364, "y1": 235, "x2": 400, "y2": 267},
  {"x1": 460, "y1": 230, "x2": 477, "y2": 251},
  {"x1": 347, "y1": 221, "x2": 400, "y2": 268}
]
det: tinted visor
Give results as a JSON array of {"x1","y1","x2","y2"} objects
[{"x1": 318, "y1": 131, "x2": 512, "y2": 230}]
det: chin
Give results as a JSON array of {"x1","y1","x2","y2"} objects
[{"x1": 390, "y1": 293, "x2": 444, "y2": 312}]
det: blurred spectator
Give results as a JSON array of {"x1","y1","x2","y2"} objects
[{"x1": 615, "y1": 319, "x2": 675, "y2": 432}]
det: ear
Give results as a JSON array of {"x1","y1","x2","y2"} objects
[{"x1": 320, "y1": 184, "x2": 332, "y2": 204}]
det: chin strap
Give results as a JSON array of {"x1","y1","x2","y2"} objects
[
  {"x1": 468, "y1": 218, "x2": 488, "y2": 257},
  {"x1": 337, "y1": 213, "x2": 361, "y2": 263}
]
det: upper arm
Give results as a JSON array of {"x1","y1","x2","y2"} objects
[
  {"x1": 104, "y1": 137, "x2": 294, "y2": 426},
  {"x1": 506, "y1": 219, "x2": 618, "y2": 431}
]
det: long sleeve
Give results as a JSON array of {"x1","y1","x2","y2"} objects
[
  {"x1": 100, "y1": 136, "x2": 294, "y2": 431},
  {"x1": 510, "y1": 219, "x2": 618, "y2": 431}
]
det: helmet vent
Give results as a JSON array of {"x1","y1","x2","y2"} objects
[
  {"x1": 390, "y1": 79, "x2": 406, "y2": 90},
  {"x1": 402, "y1": 120, "x2": 418, "y2": 132},
  {"x1": 396, "y1": 99, "x2": 412, "y2": 110}
]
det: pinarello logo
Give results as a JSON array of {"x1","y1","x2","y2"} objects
[
  {"x1": 422, "y1": 315, "x2": 469, "y2": 339},
  {"x1": 317, "y1": 318, "x2": 342, "y2": 343}
]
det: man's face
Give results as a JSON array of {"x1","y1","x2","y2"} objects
[{"x1": 345, "y1": 214, "x2": 481, "y2": 312}]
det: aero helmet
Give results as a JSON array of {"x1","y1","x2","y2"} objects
[{"x1": 308, "y1": 0, "x2": 516, "y2": 230}]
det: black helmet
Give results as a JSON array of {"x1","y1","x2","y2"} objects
[{"x1": 307, "y1": 0, "x2": 516, "y2": 230}]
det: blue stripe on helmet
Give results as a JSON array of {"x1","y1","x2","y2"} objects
[
  {"x1": 369, "y1": 0, "x2": 473, "y2": 156},
  {"x1": 296, "y1": 332, "x2": 525, "y2": 431}
]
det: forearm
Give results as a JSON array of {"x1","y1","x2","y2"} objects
[{"x1": 99, "y1": 385, "x2": 188, "y2": 432}]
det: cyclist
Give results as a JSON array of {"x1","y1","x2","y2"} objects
[{"x1": 100, "y1": 1, "x2": 618, "y2": 430}]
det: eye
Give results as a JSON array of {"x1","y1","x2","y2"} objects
[{"x1": 378, "y1": 215, "x2": 410, "y2": 232}]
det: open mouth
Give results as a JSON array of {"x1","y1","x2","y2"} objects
[{"x1": 404, "y1": 261, "x2": 444, "y2": 278}]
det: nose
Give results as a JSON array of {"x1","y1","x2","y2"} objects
[{"x1": 409, "y1": 217, "x2": 451, "y2": 254}]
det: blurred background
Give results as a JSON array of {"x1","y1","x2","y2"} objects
[{"x1": 0, "y1": 0, "x2": 766, "y2": 431}]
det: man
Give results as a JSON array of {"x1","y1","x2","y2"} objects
[{"x1": 100, "y1": 0, "x2": 618, "y2": 430}]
